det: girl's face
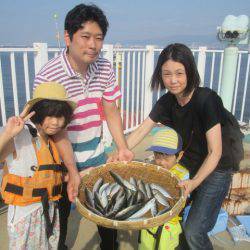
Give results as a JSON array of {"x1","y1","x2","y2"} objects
[
  {"x1": 161, "y1": 60, "x2": 187, "y2": 97},
  {"x1": 39, "y1": 116, "x2": 65, "y2": 135}
]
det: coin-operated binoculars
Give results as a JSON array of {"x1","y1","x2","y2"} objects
[{"x1": 217, "y1": 15, "x2": 249, "y2": 111}]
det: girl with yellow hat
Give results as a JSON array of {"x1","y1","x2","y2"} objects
[{"x1": 0, "y1": 82, "x2": 75, "y2": 249}]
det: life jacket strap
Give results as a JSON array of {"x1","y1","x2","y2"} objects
[
  {"x1": 145, "y1": 225, "x2": 164, "y2": 250},
  {"x1": 37, "y1": 164, "x2": 62, "y2": 172},
  {"x1": 41, "y1": 192, "x2": 58, "y2": 240},
  {"x1": 4, "y1": 183, "x2": 62, "y2": 197}
]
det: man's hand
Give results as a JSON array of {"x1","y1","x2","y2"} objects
[
  {"x1": 117, "y1": 148, "x2": 134, "y2": 162},
  {"x1": 66, "y1": 171, "x2": 81, "y2": 202},
  {"x1": 107, "y1": 148, "x2": 134, "y2": 163}
]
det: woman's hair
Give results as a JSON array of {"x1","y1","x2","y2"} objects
[
  {"x1": 65, "y1": 4, "x2": 109, "y2": 40},
  {"x1": 150, "y1": 43, "x2": 200, "y2": 96},
  {"x1": 30, "y1": 99, "x2": 73, "y2": 128}
]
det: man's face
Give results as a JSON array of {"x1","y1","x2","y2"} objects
[{"x1": 65, "y1": 21, "x2": 104, "y2": 66}]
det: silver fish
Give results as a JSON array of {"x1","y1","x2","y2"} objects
[
  {"x1": 106, "y1": 193, "x2": 126, "y2": 218},
  {"x1": 93, "y1": 178, "x2": 104, "y2": 193},
  {"x1": 100, "y1": 190, "x2": 108, "y2": 208},
  {"x1": 109, "y1": 171, "x2": 137, "y2": 191},
  {"x1": 145, "y1": 183, "x2": 153, "y2": 199},
  {"x1": 131, "y1": 191, "x2": 139, "y2": 205},
  {"x1": 129, "y1": 198, "x2": 156, "y2": 219},
  {"x1": 99, "y1": 183, "x2": 110, "y2": 196},
  {"x1": 125, "y1": 188, "x2": 132, "y2": 200},
  {"x1": 150, "y1": 199, "x2": 158, "y2": 217},
  {"x1": 94, "y1": 191, "x2": 104, "y2": 210},
  {"x1": 84, "y1": 202, "x2": 103, "y2": 216},
  {"x1": 136, "y1": 190, "x2": 146, "y2": 203},
  {"x1": 115, "y1": 203, "x2": 143, "y2": 220},
  {"x1": 153, "y1": 190, "x2": 170, "y2": 207},
  {"x1": 150, "y1": 183, "x2": 172, "y2": 199},
  {"x1": 105, "y1": 182, "x2": 116, "y2": 196},
  {"x1": 137, "y1": 180, "x2": 147, "y2": 197},
  {"x1": 129, "y1": 177, "x2": 137, "y2": 187},
  {"x1": 127, "y1": 193, "x2": 134, "y2": 207},
  {"x1": 84, "y1": 187, "x2": 95, "y2": 208},
  {"x1": 113, "y1": 193, "x2": 126, "y2": 211},
  {"x1": 109, "y1": 183, "x2": 121, "y2": 198}
]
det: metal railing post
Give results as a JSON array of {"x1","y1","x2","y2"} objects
[
  {"x1": 220, "y1": 45, "x2": 239, "y2": 111},
  {"x1": 197, "y1": 46, "x2": 207, "y2": 86},
  {"x1": 0, "y1": 58, "x2": 6, "y2": 125},
  {"x1": 102, "y1": 44, "x2": 114, "y2": 147},
  {"x1": 144, "y1": 45, "x2": 155, "y2": 119},
  {"x1": 33, "y1": 43, "x2": 48, "y2": 75}
]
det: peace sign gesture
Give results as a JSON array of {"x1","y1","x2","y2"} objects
[{"x1": 5, "y1": 105, "x2": 35, "y2": 138}]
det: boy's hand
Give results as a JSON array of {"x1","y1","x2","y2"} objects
[{"x1": 5, "y1": 105, "x2": 35, "y2": 138}]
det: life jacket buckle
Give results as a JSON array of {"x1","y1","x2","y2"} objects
[{"x1": 30, "y1": 165, "x2": 38, "y2": 171}]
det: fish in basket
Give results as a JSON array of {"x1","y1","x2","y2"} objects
[{"x1": 76, "y1": 161, "x2": 186, "y2": 230}]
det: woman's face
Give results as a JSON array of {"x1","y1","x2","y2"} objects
[{"x1": 161, "y1": 60, "x2": 187, "y2": 97}]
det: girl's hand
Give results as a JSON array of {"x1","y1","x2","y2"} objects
[{"x1": 5, "y1": 105, "x2": 35, "y2": 138}]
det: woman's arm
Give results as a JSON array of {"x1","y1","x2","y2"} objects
[
  {"x1": 126, "y1": 117, "x2": 156, "y2": 149},
  {"x1": 179, "y1": 123, "x2": 222, "y2": 197}
]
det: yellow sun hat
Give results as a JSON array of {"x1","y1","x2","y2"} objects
[{"x1": 25, "y1": 82, "x2": 76, "y2": 111}]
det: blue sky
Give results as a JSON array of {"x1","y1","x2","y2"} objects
[{"x1": 0, "y1": 0, "x2": 249, "y2": 47}]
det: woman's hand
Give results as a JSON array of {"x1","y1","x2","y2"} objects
[
  {"x1": 178, "y1": 178, "x2": 199, "y2": 198},
  {"x1": 5, "y1": 105, "x2": 35, "y2": 138}
]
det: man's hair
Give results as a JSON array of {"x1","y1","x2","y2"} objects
[
  {"x1": 30, "y1": 99, "x2": 73, "y2": 128},
  {"x1": 65, "y1": 4, "x2": 109, "y2": 40},
  {"x1": 150, "y1": 43, "x2": 200, "y2": 96}
]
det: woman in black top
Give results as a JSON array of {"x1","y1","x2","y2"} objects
[{"x1": 127, "y1": 43, "x2": 232, "y2": 250}]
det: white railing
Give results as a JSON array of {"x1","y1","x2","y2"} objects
[{"x1": 0, "y1": 43, "x2": 249, "y2": 145}]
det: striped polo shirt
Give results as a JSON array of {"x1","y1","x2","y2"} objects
[{"x1": 34, "y1": 49, "x2": 121, "y2": 171}]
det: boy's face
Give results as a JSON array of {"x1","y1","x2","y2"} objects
[
  {"x1": 65, "y1": 21, "x2": 104, "y2": 67},
  {"x1": 39, "y1": 116, "x2": 65, "y2": 135},
  {"x1": 154, "y1": 152, "x2": 177, "y2": 170}
]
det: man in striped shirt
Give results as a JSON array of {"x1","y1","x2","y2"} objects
[{"x1": 34, "y1": 4, "x2": 133, "y2": 250}]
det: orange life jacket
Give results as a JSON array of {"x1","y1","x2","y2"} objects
[{"x1": 1, "y1": 131, "x2": 63, "y2": 206}]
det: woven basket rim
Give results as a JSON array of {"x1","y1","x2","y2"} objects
[{"x1": 76, "y1": 161, "x2": 186, "y2": 230}]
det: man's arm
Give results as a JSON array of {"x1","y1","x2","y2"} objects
[
  {"x1": 102, "y1": 99, "x2": 134, "y2": 161},
  {"x1": 52, "y1": 130, "x2": 80, "y2": 202}
]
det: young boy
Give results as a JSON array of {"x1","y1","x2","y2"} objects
[
  {"x1": 0, "y1": 82, "x2": 75, "y2": 249},
  {"x1": 138, "y1": 127, "x2": 189, "y2": 250}
]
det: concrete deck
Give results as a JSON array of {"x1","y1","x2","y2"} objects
[{"x1": 0, "y1": 133, "x2": 250, "y2": 249}]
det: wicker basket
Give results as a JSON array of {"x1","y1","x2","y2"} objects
[{"x1": 76, "y1": 161, "x2": 185, "y2": 230}]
